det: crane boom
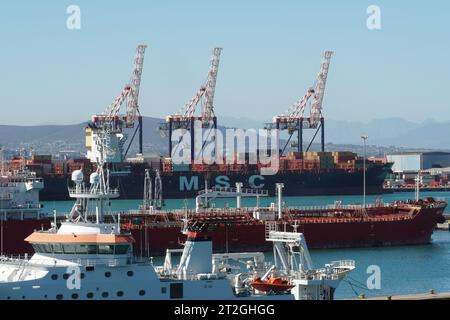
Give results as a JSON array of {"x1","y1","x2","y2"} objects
[
  {"x1": 202, "y1": 47, "x2": 222, "y2": 126},
  {"x1": 93, "y1": 44, "x2": 147, "y2": 128},
  {"x1": 126, "y1": 44, "x2": 147, "y2": 127},
  {"x1": 272, "y1": 50, "x2": 333, "y2": 124},
  {"x1": 169, "y1": 47, "x2": 222, "y2": 125},
  {"x1": 309, "y1": 50, "x2": 333, "y2": 126}
]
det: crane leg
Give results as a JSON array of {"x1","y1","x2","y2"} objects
[{"x1": 321, "y1": 117, "x2": 325, "y2": 152}]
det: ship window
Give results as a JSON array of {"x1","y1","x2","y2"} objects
[
  {"x1": 102, "y1": 292, "x2": 109, "y2": 298},
  {"x1": 105, "y1": 272, "x2": 111, "y2": 278},
  {"x1": 86, "y1": 245, "x2": 97, "y2": 254},
  {"x1": 127, "y1": 271, "x2": 134, "y2": 277},
  {"x1": 98, "y1": 245, "x2": 114, "y2": 254},
  {"x1": 71, "y1": 293, "x2": 78, "y2": 299},
  {"x1": 114, "y1": 244, "x2": 130, "y2": 254},
  {"x1": 139, "y1": 290, "x2": 146, "y2": 296},
  {"x1": 75, "y1": 244, "x2": 87, "y2": 254},
  {"x1": 62, "y1": 244, "x2": 77, "y2": 254},
  {"x1": 170, "y1": 283, "x2": 183, "y2": 299},
  {"x1": 86, "y1": 266, "x2": 95, "y2": 272},
  {"x1": 80, "y1": 273, "x2": 85, "y2": 279},
  {"x1": 86, "y1": 292, "x2": 94, "y2": 299},
  {"x1": 32, "y1": 244, "x2": 48, "y2": 253},
  {"x1": 56, "y1": 294, "x2": 63, "y2": 300},
  {"x1": 52, "y1": 243, "x2": 64, "y2": 253},
  {"x1": 161, "y1": 287, "x2": 166, "y2": 294},
  {"x1": 63, "y1": 274, "x2": 70, "y2": 280},
  {"x1": 51, "y1": 274, "x2": 58, "y2": 280},
  {"x1": 117, "y1": 291, "x2": 124, "y2": 297},
  {"x1": 44, "y1": 244, "x2": 53, "y2": 253}
]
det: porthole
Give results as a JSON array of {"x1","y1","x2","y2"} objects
[
  {"x1": 102, "y1": 292, "x2": 109, "y2": 298},
  {"x1": 139, "y1": 290, "x2": 146, "y2": 296},
  {"x1": 51, "y1": 274, "x2": 58, "y2": 280},
  {"x1": 86, "y1": 292, "x2": 94, "y2": 299},
  {"x1": 127, "y1": 271, "x2": 134, "y2": 277},
  {"x1": 80, "y1": 273, "x2": 85, "y2": 279},
  {"x1": 117, "y1": 291, "x2": 124, "y2": 297},
  {"x1": 22, "y1": 296, "x2": 26, "y2": 299},
  {"x1": 63, "y1": 274, "x2": 69, "y2": 280},
  {"x1": 56, "y1": 294, "x2": 63, "y2": 300},
  {"x1": 71, "y1": 293, "x2": 79, "y2": 299},
  {"x1": 105, "y1": 271, "x2": 111, "y2": 278}
]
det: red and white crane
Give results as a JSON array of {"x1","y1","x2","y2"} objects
[
  {"x1": 87, "y1": 45, "x2": 147, "y2": 163},
  {"x1": 160, "y1": 48, "x2": 223, "y2": 160},
  {"x1": 92, "y1": 44, "x2": 147, "y2": 130},
  {"x1": 266, "y1": 50, "x2": 333, "y2": 154}
]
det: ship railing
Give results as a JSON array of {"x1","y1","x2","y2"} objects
[
  {"x1": 67, "y1": 187, "x2": 120, "y2": 196},
  {"x1": 198, "y1": 186, "x2": 269, "y2": 196},
  {"x1": 4, "y1": 203, "x2": 42, "y2": 210},
  {"x1": 120, "y1": 208, "x2": 258, "y2": 218},
  {"x1": 293, "y1": 271, "x2": 340, "y2": 281},
  {"x1": 329, "y1": 260, "x2": 356, "y2": 268},
  {"x1": 0, "y1": 255, "x2": 131, "y2": 268},
  {"x1": 287, "y1": 203, "x2": 391, "y2": 212}
]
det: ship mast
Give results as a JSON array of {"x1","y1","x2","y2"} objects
[{"x1": 68, "y1": 126, "x2": 120, "y2": 224}]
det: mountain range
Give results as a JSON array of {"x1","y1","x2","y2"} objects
[{"x1": 0, "y1": 117, "x2": 448, "y2": 156}]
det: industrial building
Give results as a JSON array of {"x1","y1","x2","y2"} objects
[{"x1": 387, "y1": 151, "x2": 450, "y2": 173}]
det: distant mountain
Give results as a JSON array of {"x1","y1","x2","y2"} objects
[
  {"x1": 326, "y1": 118, "x2": 450, "y2": 149},
  {"x1": 0, "y1": 117, "x2": 449, "y2": 156},
  {"x1": 218, "y1": 116, "x2": 450, "y2": 149}
]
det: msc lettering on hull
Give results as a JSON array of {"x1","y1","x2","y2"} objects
[{"x1": 178, "y1": 175, "x2": 265, "y2": 191}]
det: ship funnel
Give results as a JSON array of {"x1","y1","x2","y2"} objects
[
  {"x1": 71, "y1": 170, "x2": 84, "y2": 183},
  {"x1": 177, "y1": 230, "x2": 213, "y2": 279}
]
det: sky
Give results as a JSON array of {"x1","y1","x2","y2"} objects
[{"x1": 0, "y1": 1, "x2": 449, "y2": 125}]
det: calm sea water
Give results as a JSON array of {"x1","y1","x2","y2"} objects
[{"x1": 42, "y1": 191, "x2": 450, "y2": 299}]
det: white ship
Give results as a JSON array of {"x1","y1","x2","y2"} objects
[
  {"x1": 0, "y1": 160, "x2": 355, "y2": 300},
  {"x1": 0, "y1": 154, "x2": 46, "y2": 255},
  {"x1": 0, "y1": 170, "x2": 44, "y2": 221}
]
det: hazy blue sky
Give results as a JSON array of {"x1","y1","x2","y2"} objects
[{"x1": 0, "y1": 1, "x2": 449, "y2": 125}]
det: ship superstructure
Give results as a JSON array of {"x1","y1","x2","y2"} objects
[{"x1": 0, "y1": 153, "x2": 49, "y2": 255}]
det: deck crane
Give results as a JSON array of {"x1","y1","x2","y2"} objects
[
  {"x1": 265, "y1": 50, "x2": 333, "y2": 155},
  {"x1": 159, "y1": 48, "x2": 222, "y2": 161},
  {"x1": 86, "y1": 44, "x2": 147, "y2": 164}
]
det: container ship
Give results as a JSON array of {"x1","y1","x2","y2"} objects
[{"x1": 8, "y1": 151, "x2": 392, "y2": 201}]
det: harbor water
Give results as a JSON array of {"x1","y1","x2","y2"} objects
[{"x1": 42, "y1": 191, "x2": 450, "y2": 299}]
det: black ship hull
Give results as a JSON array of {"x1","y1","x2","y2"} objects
[{"x1": 39, "y1": 165, "x2": 391, "y2": 201}]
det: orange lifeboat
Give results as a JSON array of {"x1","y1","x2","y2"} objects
[{"x1": 250, "y1": 276, "x2": 294, "y2": 293}]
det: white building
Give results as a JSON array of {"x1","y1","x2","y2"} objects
[{"x1": 387, "y1": 152, "x2": 450, "y2": 173}]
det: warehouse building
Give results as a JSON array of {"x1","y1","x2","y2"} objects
[{"x1": 387, "y1": 151, "x2": 450, "y2": 173}]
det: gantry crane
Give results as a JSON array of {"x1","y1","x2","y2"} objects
[
  {"x1": 86, "y1": 44, "x2": 147, "y2": 164},
  {"x1": 265, "y1": 50, "x2": 333, "y2": 155},
  {"x1": 159, "y1": 48, "x2": 222, "y2": 161}
]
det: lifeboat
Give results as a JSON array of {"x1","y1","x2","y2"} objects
[{"x1": 250, "y1": 276, "x2": 295, "y2": 293}]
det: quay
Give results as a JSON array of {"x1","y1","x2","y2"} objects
[{"x1": 354, "y1": 290, "x2": 450, "y2": 300}]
